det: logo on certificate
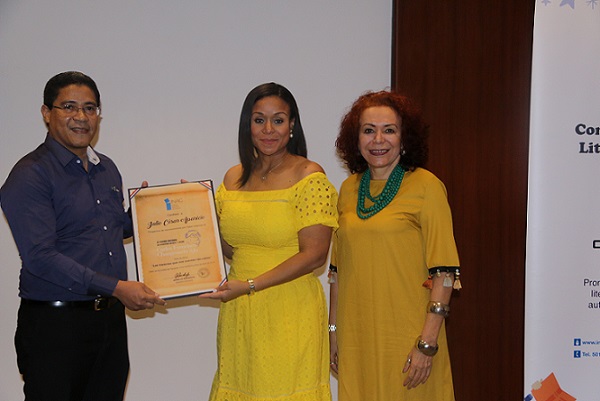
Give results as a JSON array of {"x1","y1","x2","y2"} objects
[{"x1": 185, "y1": 230, "x2": 201, "y2": 246}]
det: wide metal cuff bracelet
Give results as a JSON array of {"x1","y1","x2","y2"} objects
[
  {"x1": 427, "y1": 301, "x2": 450, "y2": 318},
  {"x1": 415, "y1": 335, "x2": 439, "y2": 357}
]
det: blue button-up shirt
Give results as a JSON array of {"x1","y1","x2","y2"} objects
[{"x1": 1, "y1": 135, "x2": 132, "y2": 301}]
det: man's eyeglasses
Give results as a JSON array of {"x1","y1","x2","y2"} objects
[{"x1": 52, "y1": 103, "x2": 101, "y2": 117}]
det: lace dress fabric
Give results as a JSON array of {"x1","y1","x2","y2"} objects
[{"x1": 209, "y1": 172, "x2": 338, "y2": 401}]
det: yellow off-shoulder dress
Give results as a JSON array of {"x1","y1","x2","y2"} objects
[{"x1": 209, "y1": 172, "x2": 338, "y2": 401}]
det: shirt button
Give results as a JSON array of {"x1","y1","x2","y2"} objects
[
  {"x1": 97, "y1": 199, "x2": 101, "y2": 204},
  {"x1": 108, "y1": 251, "x2": 113, "y2": 256},
  {"x1": 103, "y1": 226, "x2": 108, "y2": 231},
  {"x1": 76, "y1": 160, "x2": 81, "y2": 164}
]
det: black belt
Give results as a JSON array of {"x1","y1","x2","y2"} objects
[{"x1": 21, "y1": 297, "x2": 119, "y2": 311}]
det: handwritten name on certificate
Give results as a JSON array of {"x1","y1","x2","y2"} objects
[{"x1": 129, "y1": 181, "x2": 227, "y2": 299}]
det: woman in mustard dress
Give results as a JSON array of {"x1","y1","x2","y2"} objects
[
  {"x1": 201, "y1": 83, "x2": 338, "y2": 401},
  {"x1": 328, "y1": 91, "x2": 461, "y2": 400}
]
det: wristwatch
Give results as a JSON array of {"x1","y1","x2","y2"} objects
[{"x1": 247, "y1": 279, "x2": 256, "y2": 295}]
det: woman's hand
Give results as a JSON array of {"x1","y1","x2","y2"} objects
[
  {"x1": 199, "y1": 279, "x2": 249, "y2": 302},
  {"x1": 329, "y1": 332, "x2": 339, "y2": 374},
  {"x1": 402, "y1": 348, "x2": 433, "y2": 389},
  {"x1": 402, "y1": 272, "x2": 452, "y2": 389}
]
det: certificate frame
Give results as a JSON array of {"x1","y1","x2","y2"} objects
[{"x1": 128, "y1": 181, "x2": 227, "y2": 299}]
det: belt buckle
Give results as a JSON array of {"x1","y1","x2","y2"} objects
[{"x1": 94, "y1": 297, "x2": 108, "y2": 311}]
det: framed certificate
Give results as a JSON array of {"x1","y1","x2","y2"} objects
[{"x1": 129, "y1": 181, "x2": 227, "y2": 299}]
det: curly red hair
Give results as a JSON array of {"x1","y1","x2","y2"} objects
[{"x1": 336, "y1": 90, "x2": 429, "y2": 174}]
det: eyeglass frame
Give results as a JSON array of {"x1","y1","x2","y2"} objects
[{"x1": 51, "y1": 102, "x2": 101, "y2": 117}]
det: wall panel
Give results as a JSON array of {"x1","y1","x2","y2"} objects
[{"x1": 392, "y1": 2, "x2": 534, "y2": 399}]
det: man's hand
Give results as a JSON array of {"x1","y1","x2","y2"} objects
[{"x1": 113, "y1": 280, "x2": 166, "y2": 311}]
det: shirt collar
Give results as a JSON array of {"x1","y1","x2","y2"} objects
[
  {"x1": 87, "y1": 147, "x2": 100, "y2": 166},
  {"x1": 44, "y1": 134, "x2": 100, "y2": 167}
]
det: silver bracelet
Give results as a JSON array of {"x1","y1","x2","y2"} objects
[
  {"x1": 415, "y1": 335, "x2": 439, "y2": 357},
  {"x1": 247, "y1": 279, "x2": 256, "y2": 295},
  {"x1": 427, "y1": 301, "x2": 450, "y2": 318}
]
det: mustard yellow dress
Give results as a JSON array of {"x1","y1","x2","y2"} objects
[
  {"x1": 210, "y1": 172, "x2": 338, "y2": 401},
  {"x1": 332, "y1": 168, "x2": 459, "y2": 401}
]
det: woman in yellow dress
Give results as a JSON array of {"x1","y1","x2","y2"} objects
[
  {"x1": 201, "y1": 83, "x2": 338, "y2": 401},
  {"x1": 328, "y1": 90, "x2": 461, "y2": 400}
]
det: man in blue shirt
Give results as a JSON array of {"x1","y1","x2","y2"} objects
[{"x1": 0, "y1": 71, "x2": 166, "y2": 401}]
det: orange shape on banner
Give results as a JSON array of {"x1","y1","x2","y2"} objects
[{"x1": 531, "y1": 372, "x2": 576, "y2": 401}]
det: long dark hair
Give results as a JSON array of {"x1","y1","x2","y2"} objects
[{"x1": 238, "y1": 83, "x2": 307, "y2": 186}]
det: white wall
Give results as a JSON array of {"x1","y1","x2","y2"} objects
[{"x1": 0, "y1": 1, "x2": 391, "y2": 400}]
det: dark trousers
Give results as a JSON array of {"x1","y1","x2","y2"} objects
[{"x1": 15, "y1": 300, "x2": 129, "y2": 401}]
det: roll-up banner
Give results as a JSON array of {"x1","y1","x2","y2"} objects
[{"x1": 525, "y1": 1, "x2": 600, "y2": 400}]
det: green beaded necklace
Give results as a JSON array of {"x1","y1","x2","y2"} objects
[{"x1": 356, "y1": 164, "x2": 405, "y2": 219}]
